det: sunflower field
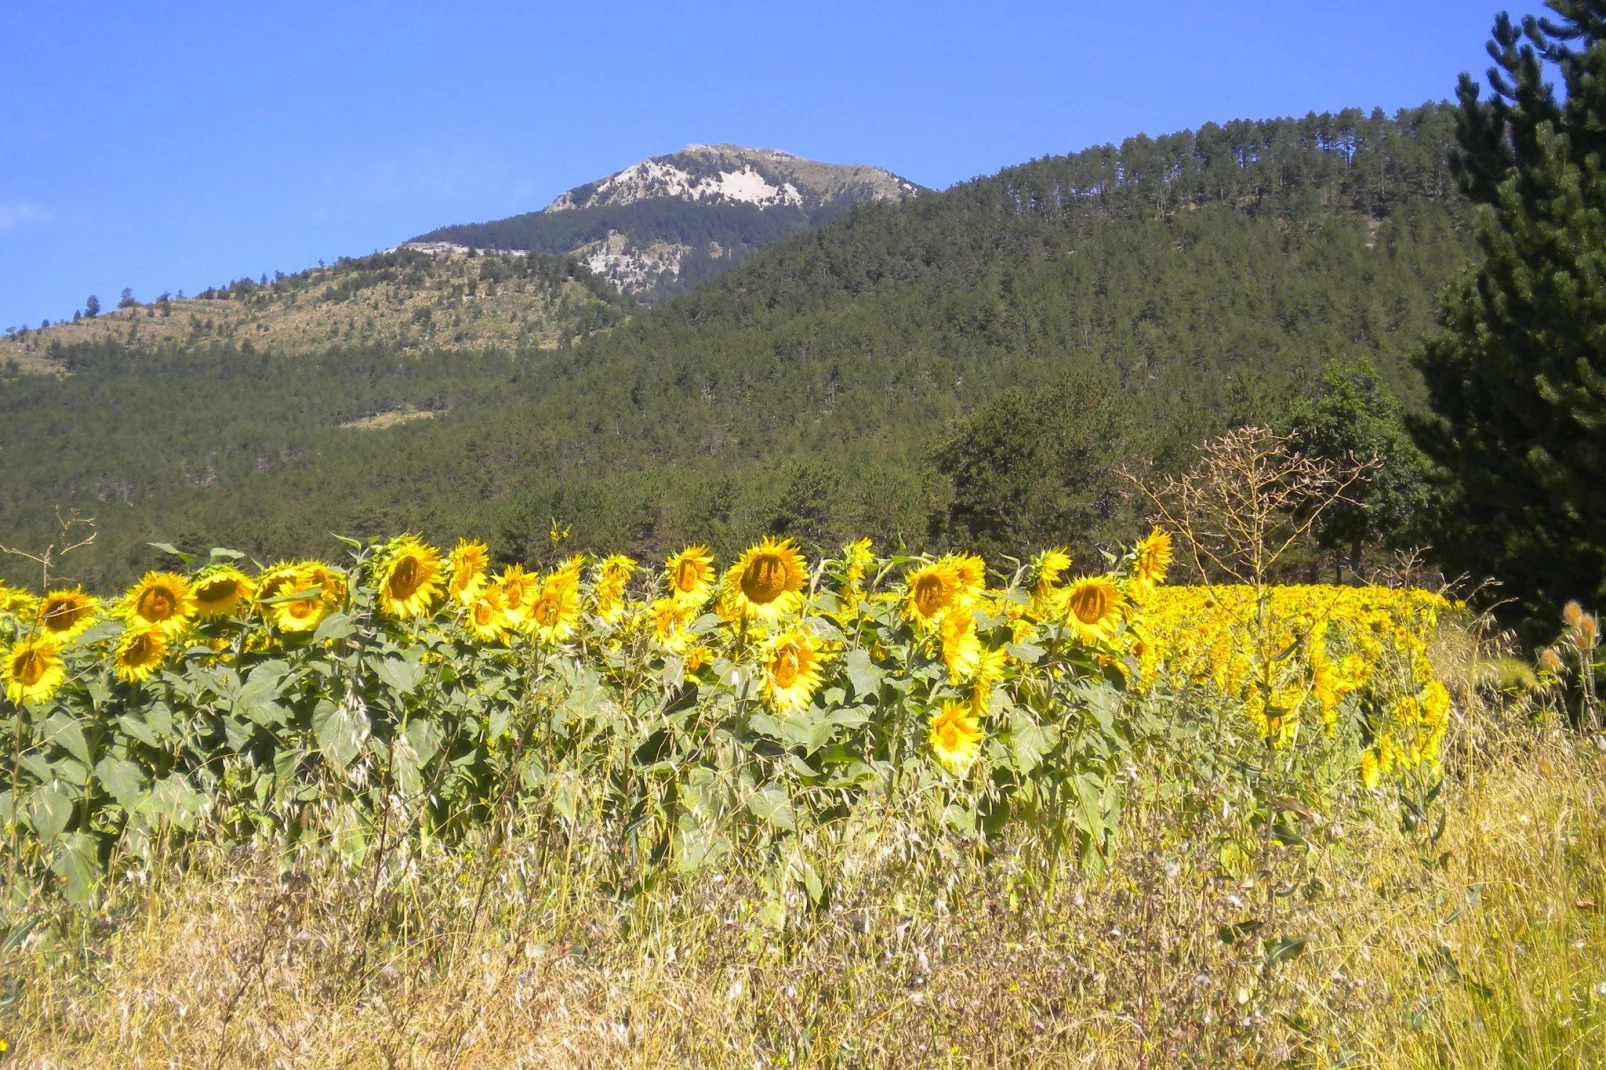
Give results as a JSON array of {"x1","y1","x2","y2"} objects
[{"x1": 0, "y1": 531, "x2": 1456, "y2": 904}]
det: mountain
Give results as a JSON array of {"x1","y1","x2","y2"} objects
[
  {"x1": 0, "y1": 106, "x2": 1474, "y2": 589},
  {"x1": 0, "y1": 246, "x2": 631, "y2": 370},
  {"x1": 408, "y1": 144, "x2": 925, "y2": 303}
]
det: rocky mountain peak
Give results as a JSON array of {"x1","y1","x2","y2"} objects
[
  {"x1": 543, "y1": 144, "x2": 921, "y2": 215},
  {"x1": 409, "y1": 145, "x2": 924, "y2": 303}
]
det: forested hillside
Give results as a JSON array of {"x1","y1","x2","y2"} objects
[{"x1": 0, "y1": 105, "x2": 1473, "y2": 589}]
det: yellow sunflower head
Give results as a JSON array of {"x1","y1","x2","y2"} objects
[
  {"x1": 904, "y1": 559, "x2": 963, "y2": 629},
  {"x1": 254, "y1": 562, "x2": 302, "y2": 610},
  {"x1": 523, "y1": 570, "x2": 581, "y2": 644},
  {"x1": 123, "y1": 571, "x2": 195, "y2": 635},
  {"x1": 269, "y1": 581, "x2": 329, "y2": 634},
  {"x1": 971, "y1": 646, "x2": 1011, "y2": 711},
  {"x1": 1060, "y1": 575, "x2": 1125, "y2": 646},
  {"x1": 928, "y1": 699, "x2": 983, "y2": 775},
  {"x1": 490, "y1": 565, "x2": 537, "y2": 626},
  {"x1": 951, "y1": 554, "x2": 988, "y2": 598},
  {"x1": 665, "y1": 545, "x2": 716, "y2": 606},
  {"x1": 36, "y1": 587, "x2": 100, "y2": 643},
  {"x1": 843, "y1": 538, "x2": 875, "y2": 585},
  {"x1": 651, "y1": 597, "x2": 698, "y2": 654},
  {"x1": 1029, "y1": 548, "x2": 1073, "y2": 603},
  {"x1": 1132, "y1": 527, "x2": 1174, "y2": 590},
  {"x1": 4, "y1": 636, "x2": 65, "y2": 706},
  {"x1": 0, "y1": 582, "x2": 40, "y2": 620},
  {"x1": 190, "y1": 566, "x2": 254, "y2": 620},
  {"x1": 939, "y1": 608, "x2": 983, "y2": 684},
  {"x1": 1360, "y1": 748, "x2": 1383, "y2": 790},
  {"x1": 591, "y1": 554, "x2": 637, "y2": 624},
  {"x1": 374, "y1": 536, "x2": 444, "y2": 620},
  {"x1": 465, "y1": 586, "x2": 513, "y2": 643},
  {"x1": 762, "y1": 627, "x2": 825, "y2": 715},
  {"x1": 297, "y1": 561, "x2": 349, "y2": 610},
  {"x1": 446, "y1": 539, "x2": 491, "y2": 606},
  {"x1": 114, "y1": 626, "x2": 170, "y2": 685},
  {"x1": 831, "y1": 538, "x2": 877, "y2": 616},
  {"x1": 720, "y1": 538, "x2": 808, "y2": 623}
]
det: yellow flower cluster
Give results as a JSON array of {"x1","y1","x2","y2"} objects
[
  {"x1": 0, "y1": 527, "x2": 1457, "y2": 787},
  {"x1": 1130, "y1": 584, "x2": 1456, "y2": 781}
]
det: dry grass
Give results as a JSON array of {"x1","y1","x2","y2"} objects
[
  {"x1": 2, "y1": 710, "x2": 1602, "y2": 1068},
  {"x1": 0, "y1": 252, "x2": 615, "y2": 369},
  {"x1": 338, "y1": 408, "x2": 443, "y2": 432}
]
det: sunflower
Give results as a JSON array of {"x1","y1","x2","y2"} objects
[
  {"x1": 270, "y1": 581, "x2": 329, "y2": 634},
  {"x1": 665, "y1": 545, "x2": 716, "y2": 606},
  {"x1": 1029, "y1": 548, "x2": 1073, "y2": 604},
  {"x1": 123, "y1": 571, "x2": 195, "y2": 635},
  {"x1": 374, "y1": 536, "x2": 444, "y2": 619},
  {"x1": 651, "y1": 597, "x2": 698, "y2": 654},
  {"x1": 4, "y1": 636, "x2": 65, "y2": 706},
  {"x1": 554, "y1": 554, "x2": 588, "y2": 584},
  {"x1": 524, "y1": 571, "x2": 581, "y2": 644},
  {"x1": 952, "y1": 554, "x2": 988, "y2": 599},
  {"x1": 36, "y1": 587, "x2": 99, "y2": 643},
  {"x1": 446, "y1": 539, "x2": 490, "y2": 607},
  {"x1": 1060, "y1": 575, "x2": 1125, "y2": 645},
  {"x1": 928, "y1": 700, "x2": 983, "y2": 775},
  {"x1": 591, "y1": 554, "x2": 636, "y2": 624},
  {"x1": 939, "y1": 609, "x2": 982, "y2": 683},
  {"x1": 0, "y1": 582, "x2": 39, "y2": 620},
  {"x1": 762, "y1": 627, "x2": 825, "y2": 714},
  {"x1": 1360, "y1": 748, "x2": 1382, "y2": 790},
  {"x1": 1131, "y1": 527, "x2": 1174, "y2": 590},
  {"x1": 298, "y1": 561, "x2": 349, "y2": 610},
  {"x1": 465, "y1": 587, "x2": 513, "y2": 643},
  {"x1": 833, "y1": 538, "x2": 876, "y2": 617},
  {"x1": 720, "y1": 538, "x2": 807, "y2": 623},
  {"x1": 684, "y1": 645, "x2": 714, "y2": 672},
  {"x1": 190, "y1": 566, "x2": 254, "y2": 620},
  {"x1": 254, "y1": 562, "x2": 303, "y2": 611},
  {"x1": 490, "y1": 565, "x2": 537, "y2": 627},
  {"x1": 971, "y1": 646, "x2": 1011, "y2": 712},
  {"x1": 904, "y1": 559, "x2": 964, "y2": 629},
  {"x1": 114, "y1": 626, "x2": 170, "y2": 685},
  {"x1": 843, "y1": 538, "x2": 875, "y2": 587}
]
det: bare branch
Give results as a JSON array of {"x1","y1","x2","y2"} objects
[
  {"x1": 0, "y1": 508, "x2": 97, "y2": 589},
  {"x1": 1122, "y1": 427, "x2": 1379, "y2": 590}
]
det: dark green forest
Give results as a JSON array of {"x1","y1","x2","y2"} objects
[{"x1": 1, "y1": 105, "x2": 1474, "y2": 590}]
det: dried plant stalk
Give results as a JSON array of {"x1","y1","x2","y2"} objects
[{"x1": 1125, "y1": 426, "x2": 1377, "y2": 589}]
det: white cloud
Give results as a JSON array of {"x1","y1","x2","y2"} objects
[{"x1": 0, "y1": 202, "x2": 53, "y2": 230}]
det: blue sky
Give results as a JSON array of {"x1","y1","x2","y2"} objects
[{"x1": 1, "y1": 0, "x2": 1546, "y2": 330}]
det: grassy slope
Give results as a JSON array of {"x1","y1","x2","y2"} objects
[
  {"x1": 5, "y1": 663, "x2": 1601, "y2": 1067},
  {"x1": 0, "y1": 247, "x2": 631, "y2": 367}
]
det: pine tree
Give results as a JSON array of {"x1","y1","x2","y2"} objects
[
  {"x1": 767, "y1": 462, "x2": 840, "y2": 554},
  {"x1": 1412, "y1": 2, "x2": 1606, "y2": 632},
  {"x1": 1287, "y1": 360, "x2": 1432, "y2": 581}
]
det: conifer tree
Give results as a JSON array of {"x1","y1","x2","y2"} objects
[
  {"x1": 1287, "y1": 360, "x2": 1431, "y2": 581},
  {"x1": 1412, "y1": 1, "x2": 1606, "y2": 630}
]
